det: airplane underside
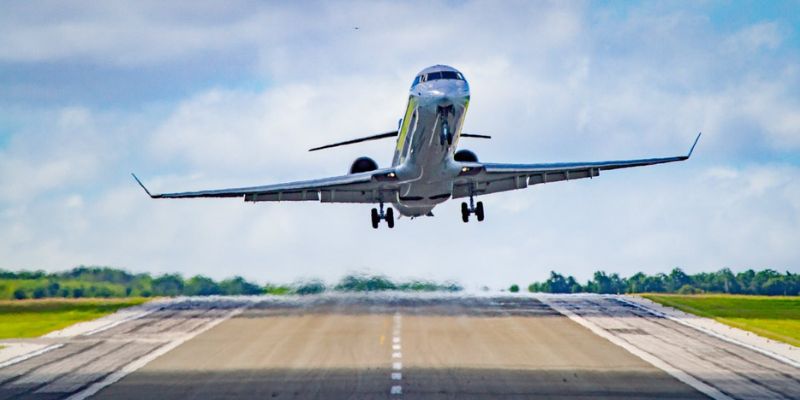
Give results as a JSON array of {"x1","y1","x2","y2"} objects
[{"x1": 369, "y1": 93, "x2": 484, "y2": 228}]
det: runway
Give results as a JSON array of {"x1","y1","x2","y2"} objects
[{"x1": 0, "y1": 294, "x2": 798, "y2": 399}]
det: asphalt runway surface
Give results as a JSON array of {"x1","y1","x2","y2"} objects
[{"x1": 0, "y1": 294, "x2": 798, "y2": 399}]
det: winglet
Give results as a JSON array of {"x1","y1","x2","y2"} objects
[
  {"x1": 687, "y1": 132, "x2": 701, "y2": 158},
  {"x1": 131, "y1": 173, "x2": 156, "y2": 198}
]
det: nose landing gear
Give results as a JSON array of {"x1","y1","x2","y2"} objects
[
  {"x1": 443, "y1": 120, "x2": 453, "y2": 146},
  {"x1": 460, "y1": 195, "x2": 485, "y2": 223},
  {"x1": 438, "y1": 105, "x2": 454, "y2": 146},
  {"x1": 371, "y1": 202, "x2": 395, "y2": 229}
]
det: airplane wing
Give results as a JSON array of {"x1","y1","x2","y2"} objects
[
  {"x1": 132, "y1": 168, "x2": 400, "y2": 203},
  {"x1": 452, "y1": 133, "x2": 701, "y2": 199}
]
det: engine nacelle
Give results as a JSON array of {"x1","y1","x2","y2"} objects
[
  {"x1": 349, "y1": 156, "x2": 379, "y2": 174},
  {"x1": 454, "y1": 149, "x2": 478, "y2": 163}
]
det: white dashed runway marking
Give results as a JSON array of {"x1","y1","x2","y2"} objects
[{"x1": 390, "y1": 311, "x2": 402, "y2": 396}]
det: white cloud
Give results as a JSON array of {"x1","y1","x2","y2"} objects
[{"x1": 724, "y1": 22, "x2": 783, "y2": 53}]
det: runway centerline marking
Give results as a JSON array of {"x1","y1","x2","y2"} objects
[{"x1": 390, "y1": 311, "x2": 403, "y2": 396}]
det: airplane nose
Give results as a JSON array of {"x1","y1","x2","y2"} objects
[
  {"x1": 415, "y1": 79, "x2": 469, "y2": 108},
  {"x1": 432, "y1": 92, "x2": 452, "y2": 107}
]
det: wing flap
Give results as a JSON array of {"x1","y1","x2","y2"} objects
[
  {"x1": 527, "y1": 167, "x2": 600, "y2": 184},
  {"x1": 319, "y1": 189, "x2": 397, "y2": 203}
]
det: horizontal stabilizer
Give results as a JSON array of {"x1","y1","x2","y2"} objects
[
  {"x1": 309, "y1": 131, "x2": 398, "y2": 152},
  {"x1": 309, "y1": 131, "x2": 491, "y2": 151},
  {"x1": 460, "y1": 133, "x2": 491, "y2": 139}
]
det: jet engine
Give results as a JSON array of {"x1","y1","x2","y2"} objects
[
  {"x1": 454, "y1": 149, "x2": 478, "y2": 163},
  {"x1": 349, "y1": 156, "x2": 379, "y2": 174}
]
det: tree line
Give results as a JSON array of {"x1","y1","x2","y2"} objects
[
  {"x1": 524, "y1": 268, "x2": 800, "y2": 295},
  {"x1": 0, "y1": 267, "x2": 461, "y2": 300}
]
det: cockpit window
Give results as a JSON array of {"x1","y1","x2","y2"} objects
[
  {"x1": 413, "y1": 70, "x2": 466, "y2": 87},
  {"x1": 440, "y1": 71, "x2": 460, "y2": 80},
  {"x1": 425, "y1": 71, "x2": 463, "y2": 82}
]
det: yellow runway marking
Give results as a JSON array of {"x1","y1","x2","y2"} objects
[{"x1": 380, "y1": 335, "x2": 385, "y2": 345}]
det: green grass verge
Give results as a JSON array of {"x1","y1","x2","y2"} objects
[
  {"x1": 642, "y1": 294, "x2": 800, "y2": 347},
  {"x1": 0, "y1": 298, "x2": 149, "y2": 339}
]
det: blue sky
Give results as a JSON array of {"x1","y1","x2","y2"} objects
[{"x1": 1, "y1": 1, "x2": 799, "y2": 288}]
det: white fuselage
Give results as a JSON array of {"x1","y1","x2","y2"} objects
[{"x1": 391, "y1": 67, "x2": 471, "y2": 217}]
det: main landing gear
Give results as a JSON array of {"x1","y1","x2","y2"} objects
[
  {"x1": 460, "y1": 195, "x2": 484, "y2": 223},
  {"x1": 371, "y1": 202, "x2": 395, "y2": 229}
]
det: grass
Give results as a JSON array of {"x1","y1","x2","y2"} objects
[
  {"x1": 642, "y1": 294, "x2": 800, "y2": 347},
  {"x1": 0, "y1": 298, "x2": 149, "y2": 339}
]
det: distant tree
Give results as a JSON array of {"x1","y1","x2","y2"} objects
[
  {"x1": 666, "y1": 268, "x2": 691, "y2": 292},
  {"x1": 294, "y1": 280, "x2": 326, "y2": 295},
  {"x1": 13, "y1": 288, "x2": 27, "y2": 300},
  {"x1": 763, "y1": 278, "x2": 787, "y2": 296},
  {"x1": 32, "y1": 287, "x2": 47, "y2": 299},
  {"x1": 736, "y1": 269, "x2": 756, "y2": 294},
  {"x1": 711, "y1": 268, "x2": 738, "y2": 293},
  {"x1": 184, "y1": 276, "x2": 221, "y2": 296},
  {"x1": 509, "y1": 284, "x2": 519, "y2": 293},
  {"x1": 151, "y1": 274, "x2": 184, "y2": 297},
  {"x1": 545, "y1": 271, "x2": 571, "y2": 293},
  {"x1": 47, "y1": 282, "x2": 61, "y2": 297},
  {"x1": 565, "y1": 275, "x2": 583, "y2": 293},
  {"x1": 335, "y1": 274, "x2": 396, "y2": 292},
  {"x1": 219, "y1": 276, "x2": 263, "y2": 295},
  {"x1": 587, "y1": 271, "x2": 625, "y2": 294}
]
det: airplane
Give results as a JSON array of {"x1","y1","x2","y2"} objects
[{"x1": 133, "y1": 65, "x2": 700, "y2": 229}]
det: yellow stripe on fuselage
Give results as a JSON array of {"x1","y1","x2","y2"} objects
[{"x1": 394, "y1": 96, "x2": 416, "y2": 163}]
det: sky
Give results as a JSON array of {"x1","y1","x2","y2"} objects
[{"x1": 1, "y1": 1, "x2": 799, "y2": 289}]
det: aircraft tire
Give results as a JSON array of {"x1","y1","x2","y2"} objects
[
  {"x1": 371, "y1": 208, "x2": 380, "y2": 229},
  {"x1": 476, "y1": 201, "x2": 485, "y2": 222},
  {"x1": 461, "y1": 202, "x2": 469, "y2": 223},
  {"x1": 386, "y1": 207, "x2": 395, "y2": 228}
]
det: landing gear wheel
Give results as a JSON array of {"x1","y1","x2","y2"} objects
[
  {"x1": 475, "y1": 201, "x2": 485, "y2": 222},
  {"x1": 443, "y1": 121, "x2": 453, "y2": 145},
  {"x1": 386, "y1": 207, "x2": 395, "y2": 228},
  {"x1": 371, "y1": 208, "x2": 380, "y2": 229},
  {"x1": 461, "y1": 202, "x2": 469, "y2": 223}
]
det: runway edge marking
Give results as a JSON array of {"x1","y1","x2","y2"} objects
[
  {"x1": 536, "y1": 295, "x2": 734, "y2": 400},
  {"x1": 63, "y1": 303, "x2": 254, "y2": 400},
  {"x1": 616, "y1": 296, "x2": 800, "y2": 369},
  {"x1": 0, "y1": 344, "x2": 64, "y2": 370}
]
